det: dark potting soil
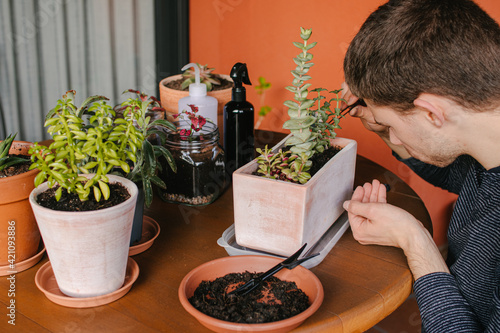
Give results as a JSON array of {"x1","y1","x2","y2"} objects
[
  {"x1": 36, "y1": 183, "x2": 130, "y2": 212},
  {"x1": 164, "y1": 75, "x2": 234, "y2": 91},
  {"x1": 308, "y1": 144, "x2": 342, "y2": 177},
  {"x1": 189, "y1": 271, "x2": 310, "y2": 324},
  {"x1": 0, "y1": 155, "x2": 31, "y2": 178}
]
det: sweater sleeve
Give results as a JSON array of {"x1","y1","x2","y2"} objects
[{"x1": 414, "y1": 272, "x2": 500, "y2": 332}]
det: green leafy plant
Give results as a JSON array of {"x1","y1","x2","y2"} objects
[
  {"x1": 29, "y1": 90, "x2": 143, "y2": 202},
  {"x1": 283, "y1": 27, "x2": 344, "y2": 155},
  {"x1": 255, "y1": 27, "x2": 346, "y2": 184},
  {"x1": 181, "y1": 63, "x2": 221, "y2": 91},
  {"x1": 116, "y1": 89, "x2": 177, "y2": 207},
  {"x1": 254, "y1": 76, "x2": 272, "y2": 129},
  {"x1": 0, "y1": 133, "x2": 28, "y2": 172}
]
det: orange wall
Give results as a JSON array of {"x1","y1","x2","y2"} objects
[{"x1": 189, "y1": 0, "x2": 500, "y2": 246}]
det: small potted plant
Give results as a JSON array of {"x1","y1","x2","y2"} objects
[
  {"x1": 157, "y1": 104, "x2": 226, "y2": 206},
  {"x1": 29, "y1": 90, "x2": 140, "y2": 298},
  {"x1": 0, "y1": 134, "x2": 41, "y2": 274},
  {"x1": 159, "y1": 63, "x2": 233, "y2": 130},
  {"x1": 115, "y1": 89, "x2": 177, "y2": 244},
  {"x1": 232, "y1": 28, "x2": 357, "y2": 256}
]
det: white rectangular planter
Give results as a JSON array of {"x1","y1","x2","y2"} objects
[{"x1": 233, "y1": 135, "x2": 357, "y2": 257}]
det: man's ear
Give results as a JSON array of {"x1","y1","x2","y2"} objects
[{"x1": 414, "y1": 94, "x2": 446, "y2": 127}]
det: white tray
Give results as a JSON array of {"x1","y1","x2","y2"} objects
[{"x1": 217, "y1": 211, "x2": 350, "y2": 269}]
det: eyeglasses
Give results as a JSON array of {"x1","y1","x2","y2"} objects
[{"x1": 340, "y1": 99, "x2": 366, "y2": 116}]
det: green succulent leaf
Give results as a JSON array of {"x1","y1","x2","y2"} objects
[
  {"x1": 283, "y1": 100, "x2": 299, "y2": 109},
  {"x1": 305, "y1": 41, "x2": 317, "y2": 50},
  {"x1": 282, "y1": 116, "x2": 316, "y2": 130},
  {"x1": 98, "y1": 180, "x2": 110, "y2": 200}
]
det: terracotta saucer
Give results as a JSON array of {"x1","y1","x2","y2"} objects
[
  {"x1": 35, "y1": 258, "x2": 139, "y2": 308},
  {"x1": 0, "y1": 243, "x2": 46, "y2": 276},
  {"x1": 129, "y1": 216, "x2": 160, "y2": 256}
]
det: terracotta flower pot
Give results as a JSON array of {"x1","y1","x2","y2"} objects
[
  {"x1": 179, "y1": 255, "x2": 324, "y2": 333},
  {"x1": 0, "y1": 141, "x2": 40, "y2": 267},
  {"x1": 29, "y1": 174, "x2": 138, "y2": 298},
  {"x1": 159, "y1": 74, "x2": 233, "y2": 142},
  {"x1": 233, "y1": 135, "x2": 357, "y2": 256}
]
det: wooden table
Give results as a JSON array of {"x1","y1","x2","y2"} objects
[{"x1": 0, "y1": 130, "x2": 431, "y2": 332}]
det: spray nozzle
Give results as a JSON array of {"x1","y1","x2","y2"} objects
[
  {"x1": 230, "y1": 63, "x2": 251, "y2": 102},
  {"x1": 181, "y1": 63, "x2": 206, "y2": 97},
  {"x1": 230, "y1": 63, "x2": 251, "y2": 87}
]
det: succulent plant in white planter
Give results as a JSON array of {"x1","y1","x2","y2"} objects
[
  {"x1": 29, "y1": 90, "x2": 140, "y2": 298},
  {"x1": 232, "y1": 27, "x2": 357, "y2": 256}
]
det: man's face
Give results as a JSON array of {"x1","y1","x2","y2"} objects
[{"x1": 367, "y1": 102, "x2": 461, "y2": 167}]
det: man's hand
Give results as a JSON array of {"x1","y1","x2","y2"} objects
[{"x1": 343, "y1": 179, "x2": 450, "y2": 280}]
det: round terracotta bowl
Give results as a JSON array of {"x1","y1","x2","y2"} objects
[{"x1": 178, "y1": 255, "x2": 324, "y2": 333}]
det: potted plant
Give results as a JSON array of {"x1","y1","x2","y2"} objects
[
  {"x1": 159, "y1": 63, "x2": 233, "y2": 140},
  {"x1": 157, "y1": 104, "x2": 226, "y2": 206},
  {"x1": 0, "y1": 134, "x2": 42, "y2": 274},
  {"x1": 115, "y1": 89, "x2": 177, "y2": 245},
  {"x1": 28, "y1": 90, "x2": 140, "y2": 298},
  {"x1": 232, "y1": 28, "x2": 357, "y2": 256}
]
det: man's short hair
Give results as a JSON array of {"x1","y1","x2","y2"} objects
[{"x1": 344, "y1": 0, "x2": 500, "y2": 112}]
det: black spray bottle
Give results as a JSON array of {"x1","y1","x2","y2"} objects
[{"x1": 223, "y1": 63, "x2": 255, "y2": 175}]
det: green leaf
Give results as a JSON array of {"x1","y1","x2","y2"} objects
[
  {"x1": 93, "y1": 185, "x2": 102, "y2": 202},
  {"x1": 34, "y1": 171, "x2": 47, "y2": 187},
  {"x1": 291, "y1": 130, "x2": 312, "y2": 142},
  {"x1": 142, "y1": 140, "x2": 155, "y2": 175},
  {"x1": 297, "y1": 53, "x2": 313, "y2": 61},
  {"x1": 149, "y1": 119, "x2": 176, "y2": 132},
  {"x1": 77, "y1": 95, "x2": 109, "y2": 118},
  {"x1": 305, "y1": 41, "x2": 317, "y2": 50},
  {"x1": 143, "y1": 177, "x2": 153, "y2": 207},
  {"x1": 120, "y1": 161, "x2": 131, "y2": 173},
  {"x1": 0, "y1": 134, "x2": 15, "y2": 158},
  {"x1": 299, "y1": 100, "x2": 315, "y2": 110},
  {"x1": 282, "y1": 116, "x2": 316, "y2": 130},
  {"x1": 98, "y1": 180, "x2": 110, "y2": 200},
  {"x1": 149, "y1": 175, "x2": 166, "y2": 189},
  {"x1": 82, "y1": 161, "x2": 98, "y2": 170},
  {"x1": 156, "y1": 146, "x2": 176, "y2": 173},
  {"x1": 55, "y1": 187, "x2": 63, "y2": 201},
  {"x1": 283, "y1": 100, "x2": 299, "y2": 109}
]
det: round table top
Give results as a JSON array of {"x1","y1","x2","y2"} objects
[{"x1": 11, "y1": 131, "x2": 431, "y2": 332}]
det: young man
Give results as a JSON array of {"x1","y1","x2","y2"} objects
[{"x1": 341, "y1": 0, "x2": 500, "y2": 331}]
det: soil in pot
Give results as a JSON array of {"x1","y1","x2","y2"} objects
[
  {"x1": 308, "y1": 144, "x2": 343, "y2": 177},
  {"x1": 189, "y1": 271, "x2": 310, "y2": 323},
  {"x1": 164, "y1": 75, "x2": 234, "y2": 92},
  {"x1": 36, "y1": 183, "x2": 130, "y2": 211},
  {"x1": 0, "y1": 155, "x2": 31, "y2": 178}
]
